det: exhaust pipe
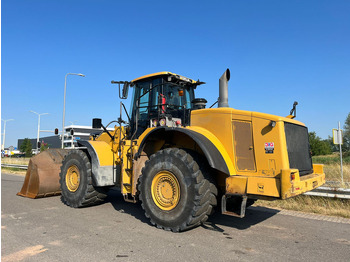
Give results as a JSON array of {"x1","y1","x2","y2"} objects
[{"x1": 218, "y1": 68, "x2": 230, "y2": 108}]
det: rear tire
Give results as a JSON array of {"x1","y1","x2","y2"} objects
[
  {"x1": 138, "y1": 148, "x2": 217, "y2": 232},
  {"x1": 59, "y1": 150, "x2": 107, "y2": 208}
]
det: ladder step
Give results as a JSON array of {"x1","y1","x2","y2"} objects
[
  {"x1": 123, "y1": 183, "x2": 131, "y2": 187},
  {"x1": 125, "y1": 168, "x2": 132, "y2": 172},
  {"x1": 123, "y1": 193, "x2": 137, "y2": 203}
]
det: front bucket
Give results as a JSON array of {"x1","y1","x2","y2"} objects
[{"x1": 17, "y1": 149, "x2": 70, "y2": 199}]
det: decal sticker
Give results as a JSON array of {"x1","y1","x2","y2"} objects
[{"x1": 265, "y1": 142, "x2": 274, "y2": 154}]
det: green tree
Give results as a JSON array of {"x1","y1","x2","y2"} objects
[
  {"x1": 20, "y1": 138, "x2": 32, "y2": 157},
  {"x1": 309, "y1": 132, "x2": 332, "y2": 156},
  {"x1": 343, "y1": 112, "x2": 350, "y2": 152},
  {"x1": 40, "y1": 142, "x2": 49, "y2": 152},
  {"x1": 325, "y1": 136, "x2": 337, "y2": 152}
]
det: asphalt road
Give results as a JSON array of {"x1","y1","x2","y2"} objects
[{"x1": 2, "y1": 172, "x2": 350, "y2": 262}]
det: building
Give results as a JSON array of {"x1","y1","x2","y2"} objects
[{"x1": 17, "y1": 125, "x2": 113, "y2": 152}]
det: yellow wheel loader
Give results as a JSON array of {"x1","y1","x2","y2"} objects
[{"x1": 18, "y1": 69, "x2": 325, "y2": 232}]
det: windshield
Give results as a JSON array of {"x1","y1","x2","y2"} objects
[
  {"x1": 128, "y1": 77, "x2": 195, "y2": 138},
  {"x1": 163, "y1": 83, "x2": 193, "y2": 110}
]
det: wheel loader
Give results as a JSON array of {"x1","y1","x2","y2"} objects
[{"x1": 18, "y1": 69, "x2": 325, "y2": 232}]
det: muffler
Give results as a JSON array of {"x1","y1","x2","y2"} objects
[{"x1": 218, "y1": 68, "x2": 230, "y2": 108}]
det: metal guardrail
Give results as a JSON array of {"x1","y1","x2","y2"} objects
[
  {"x1": 1, "y1": 163, "x2": 349, "y2": 199},
  {"x1": 1, "y1": 164, "x2": 28, "y2": 169},
  {"x1": 304, "y1": 186, "x2": 350, "y2": 199}
]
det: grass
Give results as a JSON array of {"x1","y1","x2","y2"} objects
[
  {"x1": 312, "y1": 154, "x2": 350, "y2": 165},
  {"x1": 255, "y1": 195, "x2": 350, "y2": 219},
  {"x1": 312, "y1": 154, "x2": 350, "y2": 184},
  {"x1": 1, "y1": 157, "x2": 30, "y2": 175},
  {"x1": 1, "y1": 157, "x2": 31, "y2": 165}
]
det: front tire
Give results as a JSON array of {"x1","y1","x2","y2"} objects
[
  {"x1": 59, "y1": 150, "x2": 107, "y2": 208},
  {"x1": 138, "y1": 148, "x2": 217, "y2": 232}
]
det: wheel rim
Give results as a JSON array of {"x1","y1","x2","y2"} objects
[
  {"x1": 66, "y1": 165, "x2": 80, "y2": 192},
  {"x1": 151, "y1": 171, "x2": 180, "y2": 211}
]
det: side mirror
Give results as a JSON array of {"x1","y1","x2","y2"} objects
[
  {"x1": 92, "y1": 118, "x2": 102, "y2": 129},
  {"x1": 122, "y1": 82, "x2": 129, "y2": 99},
  {"x1": 111, "y1": 80, "x2": 132, "y2": 99}
]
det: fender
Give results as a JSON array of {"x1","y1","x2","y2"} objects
[
  {"x1": 137, "y1": 127, "x2": 234, "y2": 176},
  {"x1": 78, "y1": 140, "x2": 116, "y2": 187}
]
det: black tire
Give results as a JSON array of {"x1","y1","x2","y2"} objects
[
  {"x1": 138, "y1": 148, "x2": 217, "y2": 232},
  {"x1": 59, "y1": 150, "x2": 107, "y2": 208}
]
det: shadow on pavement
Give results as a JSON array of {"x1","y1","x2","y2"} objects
[
  {"x1": 105, "y1": 188, "x2": 152, "y2": 226},
  {"x1": 202, "y1": 206, "x2": 280, "y2": 232},
  {"x1": 105, "y1": 188, "x2": 280, "y2": 232}
]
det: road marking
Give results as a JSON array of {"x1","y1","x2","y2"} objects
[{"x1": 2, "y1": 245, "x2": 48, "y2": 262}]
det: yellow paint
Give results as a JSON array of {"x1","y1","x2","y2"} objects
[
  {"x1": 65, "y1": 165, "x2": 80, "y2": 192},
  {"x1": 151, "y1": 171, "x2": 180, "y2": 210},
  {"x1": 252, "y1": 117, "x2": 290, "y2": 177},
  {"x1": 132, "y1": 71, "x2": 197, "y2": 84},
  {"x1": 186, "y1": 125, "x2": 236, "y2": 176},
  {"x1": 191, "y1": 107, "x2": 324, "y2": 200},
  {"x1": 280, "y1": 168, "x2": 326, "y2": 199},
  {"x1": 121, "y1": 140, "x2": 133, "y2": 194},
  {"x1": 226, "y1": 176, "x2": 247, "y2": 195},
  {"x1": 88, "y1": 140, "x2": 115, "y2": 167},
  {"x1": 313, "y1": 164, "x2": 324, "y2": 174},
  {"x1": 247, "y1": 177, "x2": 280, "y2": 197}
]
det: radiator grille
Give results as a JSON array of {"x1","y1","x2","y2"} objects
[{"x1": 284, "y1": 123, "x2": 313, "y2": 176}]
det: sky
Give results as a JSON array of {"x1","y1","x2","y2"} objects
[{"x1": 1, "y1": 0, "x2": 350, "y2": 148}]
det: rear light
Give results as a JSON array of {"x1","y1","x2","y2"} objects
[{"x1": 291, "y1": 173, "x2": 296, "y2": 182}]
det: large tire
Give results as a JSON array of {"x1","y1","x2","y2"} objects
[
  {"x1": 138, "y1": 148, "x2": 217, "y2": 232},
  {"x1": 59, "y1": 150, "x2": 107, "y2": 208}
]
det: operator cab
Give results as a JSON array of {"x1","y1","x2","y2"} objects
[{"x1": 129, "y1": 72, "x2": 203, "y2": 138}]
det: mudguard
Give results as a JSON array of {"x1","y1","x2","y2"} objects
[
  {"x1": 137, "y1": 127, "x2": 233, "y2": 176},
  {"x1": 78, "y1": 140, "x2": 116, "y2": 187}
]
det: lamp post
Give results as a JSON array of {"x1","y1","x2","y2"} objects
[
  {"x1": 62, "y1": 73, "x2": 85, "y2": 148},
  {"x1": 30, "y1": 111, "x2": 49, "y2": 154},
  {"x1": 1, "y1": 119, "x2": 14, "y2": 151}
]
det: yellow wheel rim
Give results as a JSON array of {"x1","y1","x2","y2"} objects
[
  {"x1": 66, "y1": 165, "x2": 80, "y2": 192},
  {"x1": 151, "y1": 171, "x2": 180, "y2": 211}
]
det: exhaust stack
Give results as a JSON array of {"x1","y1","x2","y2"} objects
[{"x1": 218, "y1": 68, "x2": 230, "y2": 108}]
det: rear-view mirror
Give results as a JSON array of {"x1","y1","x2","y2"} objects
[
  {"x1": 122, "y1": 82, "x2": 129, "y2": 99},
  {"x1": 92, "y1": 118, "x2": 102, "y2": 129}
]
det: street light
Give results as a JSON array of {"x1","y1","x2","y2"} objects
[
  {"x1": 30, "y1": 111, "x2": 49, "y2": 154},
  {"x1": 1, "y1": 119, "x2": 14, "y2": 151},
  {"x1": 62, "y1": 73, "x2": 85, "y2": 148}
]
